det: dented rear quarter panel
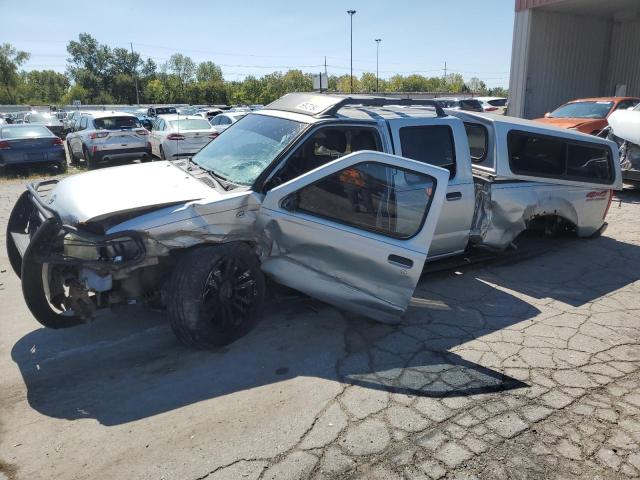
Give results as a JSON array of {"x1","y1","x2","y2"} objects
[{"x1": 472, "y1": 178, "x2": 612, "y2": 250}]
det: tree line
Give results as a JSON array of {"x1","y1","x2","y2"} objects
[{"x1": 1, "y1": 35, "x2": 508, "y2": 106}]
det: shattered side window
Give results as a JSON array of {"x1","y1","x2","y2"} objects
[{"x1": 295, "y1": 161, "x2": 436, "y2": 239}]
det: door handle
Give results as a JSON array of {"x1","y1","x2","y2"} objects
[
  {"x1": 446, "y1": 191, "x2": 462, "y2": 201},
  {"x1": 388, "y1": 254, "x2": 413, "y2": 269}
]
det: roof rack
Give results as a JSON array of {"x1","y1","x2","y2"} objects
[
  {"x1": 317, "y1": 96, "x2": 446, "y2": 118},
  {"x1": 264, "y1": 93, "x2": 447, "y2": 118}
]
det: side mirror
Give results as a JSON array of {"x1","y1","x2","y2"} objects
[
  {"x1": 280, "y1": 192, "x2": 299, "y2": 212},
  {"x1": 544, "y1": 112, "x2": 551, "y2": 118}
]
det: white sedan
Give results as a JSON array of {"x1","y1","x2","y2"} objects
[
  {"x1": 475, "y1": 97, "x2": 508, "y2": 115},
  {"x1": 149, "y1": 115, "x2": 217, "y2": 159},
  {"x1": 209, "y1": 111, "x2": 248, "y2": 137}
]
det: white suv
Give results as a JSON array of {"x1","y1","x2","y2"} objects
[{"x1": 66, "y1": 111, "x2": 152, "y2": 169}]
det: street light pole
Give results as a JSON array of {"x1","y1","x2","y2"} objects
[
  {"x1": 375, "y1": 38, "x2": 381, "y2": 93},
  {"x1": 347, "y1": 10, "x2": 356, "y2": 93}
]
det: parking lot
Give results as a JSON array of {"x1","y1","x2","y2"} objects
[{"x1": 0, "y1": 160, "x2": 638, "y2": 480}]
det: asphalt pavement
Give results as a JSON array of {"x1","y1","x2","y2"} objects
[{"x1": 1, "y1": 172, "x2": 639, "y2": 480}]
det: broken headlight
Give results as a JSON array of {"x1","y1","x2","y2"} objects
[{"x1": 63, "y1": 231, "x2": 144, "y2": 264}]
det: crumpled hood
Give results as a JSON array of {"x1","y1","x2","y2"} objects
[
  {"x1": 533, "y1": 117, "x2": 602, "y2": 132},
  {"x1": 46, "y1": 161, "x2": 216, "y2": 224}
]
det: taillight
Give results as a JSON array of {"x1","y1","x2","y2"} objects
[
  {"x1": 603, "y1": 189, "x2": 614, "y2": 219},
  {"x1": 89, "y1": 131, "x2": 109, "y2": 139},
  {"x1": 52, "y1": 138, "x2": 64, "y2": 146},
  {"x1": 209, "y1": 132, "x2": 220, "y2": 139},
  {"x1": 135, "y1": 129, "x2": 149, "y2": 136},
  {"x1": 485, "y1": 107, "x2": 498, "y2": 112},
  {"x1": 0, "y1": 140, "x2": 10, "y2": 150},
  {"x1": 167, "y1": 133, "x2": 185, "y2": 140}
]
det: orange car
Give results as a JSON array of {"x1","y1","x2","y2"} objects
[{"x1": 535, "y1": 96, "x2": 640, "y2": 135}]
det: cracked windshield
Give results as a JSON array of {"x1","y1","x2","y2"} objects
[{"x1": 194, "y1": 114, "x2": 305, "y2": 185}]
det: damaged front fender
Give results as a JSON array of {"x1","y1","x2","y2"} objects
[{"x1": 106, "y1": 190, "x2": 263, "y2": 251}]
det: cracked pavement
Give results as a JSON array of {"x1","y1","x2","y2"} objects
[{"x1": 0, "y1": 176, "x2": 639, "y2": 480}]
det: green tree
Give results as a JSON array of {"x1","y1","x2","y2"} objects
[
  {"x1": 358, "y1": 72, "x2": 385, "y2": 93},
  {"x1": 60, "y1": 84, "x2": 89, "y2": 105},
  {"x1": 144, "y1": 79, "x2": 166, "y2": 103},
  {"x1": 335, "y1": 74, "x2": 358, "y2": 93},
  {"x1": 445, "y1": 73, "x2": 465, "y2": 93},
  {"x1": 0, "y1": 43, "x2": 30, "y2": 103},
  {"x1": 488, "y1": 86, "x2": 508, "y2": 97},
  {"x1": 20, "y1": 70, "x2": 69, "y2": 104},
  {"x1": 237, "y1": 75, "x2": 263, "y2": 104},
  {"x1": 66, "y1": 33, "x2": 113, "y2": 101},
  {"x1": 111, "y1": 73, "x2": 137, "y2": 104},
  {"x1": 196, "y1": 61, "x2": 223, "y2": 83},
  {"x1": 467, "y1": 77, "x2": 487, "y2": 94},
  {"x1": 164, "y1": 54, "x2": 196, "y2": 99},
  {"x1": 282, "y1": 70, "x2": 312, "y2": 93}
]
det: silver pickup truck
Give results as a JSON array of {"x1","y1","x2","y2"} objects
[{"x1": 6, "y1": 94, "x2": 621, "y2": 348}]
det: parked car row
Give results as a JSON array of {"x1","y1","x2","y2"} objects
[
  {"x1": 430, "y1": 97, "x2": 508, "y2": 115},
  {"x1": 0, "y1": 110, "x2": 68, "y2": 137}
]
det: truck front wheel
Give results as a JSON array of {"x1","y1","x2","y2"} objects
[
  {"x1": 21, "y1": 219, "x2": 85, "y2": 329},
  {"x1": 167, "y1": 243, "x2": 265, "y2": 349}
]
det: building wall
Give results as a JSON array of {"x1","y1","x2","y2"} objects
[
  {"x1": 523, "y1": 10, "x2": 610, "y2": 118},
  {"x1": 605, "y1": 19, "x2": 640, "y2": 97},
  {"x1": 506, "y1": 10, "x2": 532, "y2": 118}
]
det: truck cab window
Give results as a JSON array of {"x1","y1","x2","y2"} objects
[
  {"x1": 273, "y1": 126, "x2": 382, "y2": 186},
  {"x1": 399, "y1": 125, "x2": 456, "y2": 178},
  {"x1": 464, "y1": 122, "x2": 488, "y2": 163}
]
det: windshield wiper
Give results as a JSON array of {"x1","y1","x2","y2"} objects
[
  {"x1": 188, "y1": 158, "x2": 241, "y2": 191},
  {"x1": 201, "y1": 164, "x2": 233, "y2": 191}
]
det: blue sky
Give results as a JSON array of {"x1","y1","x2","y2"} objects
[{"x1": 0, "y1": 0, "x2": 515, "y2": 87}]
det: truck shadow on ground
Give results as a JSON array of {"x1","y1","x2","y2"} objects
[
  {"x1": 615, "y1": 186, "x2": 640, "y2": 205},
  {"x1": 10, "y1": 235, "x2": 640, "y2": 427},
  {"x1": 0, "y1": 164, "x2": 67, "y2": 178}
]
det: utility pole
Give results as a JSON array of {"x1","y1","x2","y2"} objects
[
  {"x1": 347, "y1": 10, "x2": 356, "y2": 93},
  {"x1": 375, "y1": 38, "x2": 382, "y2": 93},
  {"x1": 130, "y1": 42, "x2": 140, "y2": 105},
  {"x1": 324, "y1": 56, "x2": 328, "y2": 86},
  {"x1": 443, "y1": 61, "x2": 447, "y2": 79}
]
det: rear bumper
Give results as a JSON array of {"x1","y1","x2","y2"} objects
[
  {"x1": 93, "y1": 147, "x2": 152, "y2": 162},
  {"x1": 162, "y1": 141, "x2": 209, "y2": 158},
  {"x1": 0, "y1": 149, "x2": 66, "y2": 166}
]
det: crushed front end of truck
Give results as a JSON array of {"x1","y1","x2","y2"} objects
[{"x1": 7, "y1": 180, "x2": 175, "y2": 327}]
